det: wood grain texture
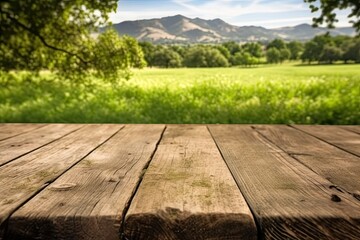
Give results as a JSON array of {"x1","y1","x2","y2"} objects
[
  {"x1": 341, "y1": 125, "x2": 360, "y2": 135},
  {"x1": 123, "y1": 125, "x2": 257, "y2": 240},
  {"x1": 0, "y1": 124, "x2": 121, "y2": 238},
  {"x1": 293, "y1": 125, "x2": 360, "y2": 157},
  {"x1": 0, "y1": 124, "x2": 81, "y2": 166},
  {"x1": 253, "y1": 125, "x2": 360, "y2": 198},
  {"x1": 0, "y1": 124, "x2": 46, "y2": 141},
  {"x1": 209, "y1": 125, "x2": 360, "y2": 240},
  {"x1": 6, "y1": 125, "x2": 165, "y2": 240}
]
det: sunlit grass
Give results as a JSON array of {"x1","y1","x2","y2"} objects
[{"x1": 1, "y1": 64, "x2": 359, "y2": 124}]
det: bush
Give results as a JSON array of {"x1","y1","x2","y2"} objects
[
  {"x1": 184, "y1": 46, "x2": 229, "y2": 68},
  {"x1": 152, "y1": 48, "x2": 183, "y2": 68}
]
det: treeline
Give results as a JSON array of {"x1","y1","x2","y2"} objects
[
  {"x1": 139, "y1": 35, "x2": 360, "y2": 68},
  {"x1": 301, "y1": 35, "x2": 360, "y2": 64}
]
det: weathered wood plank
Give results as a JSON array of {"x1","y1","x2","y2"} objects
[
  {"x1": 253, "y1": 125, "x2": 360, "y2": 198},
  {"x1": 123, "y1": 125, "x2": 257, "y2": 240},
  {"x1": 293, "y1": 125, "x2": 360, "y2": 157},
  {"x1": 341, "y1": 125, "x2": 360, "y2": 135},
  {"x1": 0, "y1": 124, "x2": 122, "y2": 238},
  {"x1": 209, "y1": 125, "x2": 360, "y2": 239},
  {"x1": 0, "y1": 124, "x2": 81, "y2": 166},
  {"x1": 0, "y1": 124, "x2": 46, "y2": 141},
  {"x1": 6, "y1": 125, "x2": 165, "y2": 240}
]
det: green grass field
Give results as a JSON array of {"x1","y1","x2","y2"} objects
[{"x1": 1, "y1": 64, "x2": 359, "y2": 124}]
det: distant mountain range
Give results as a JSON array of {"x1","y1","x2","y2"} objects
[{"x1": 107, "y1": 15, "x2": 356, "y2": 43}]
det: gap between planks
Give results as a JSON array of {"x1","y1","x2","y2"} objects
[
  {"x1": 122, "y1": 125, "x2": 257, "y2": 240},
  {"x1": 209, "y1": 125, "x2": 360, "y2": 239},
  {"x1": 4, "y1": 126, "x2": 356, "y2": 237},
  {"x1": 0, "y1": 124, "x2": 47, "y2": 142},
  {"x1": 119, "y1": 125, "x2": 167, "y2": 238},
  {"x1": 290, "y1": 125, "x2": 360, "y2": 157},
  {"x1": 5, "y1": 125, "x2": 165, "y2": 240},
  {"x1": 253, "y1": 125, "x2": 360, "y2": 200},
  {"x1": 0, "y1": 124, "x2": 84, "y2": 167},
  {"x1": 207, "y1": 125, "x2": 263, "y2": 240},
  {"x1": 340, "y1": 126, "x2": 360, "y2": 135},
  {"x1": 0, "y1": 124, "x2": 124, "y2": 239}
]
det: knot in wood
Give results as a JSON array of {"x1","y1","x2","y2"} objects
[
  {"x1": 331, "y1": 194, "x2": 341, "y2": 202},
  {"x1": 49, "y1": 183, "x2": 77, "y2": 191}
]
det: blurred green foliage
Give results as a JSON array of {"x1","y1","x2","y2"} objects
[{"x1": 1, "y1": 64, "x2": 359, "y2": 124}]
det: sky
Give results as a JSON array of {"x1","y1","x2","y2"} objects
[{"x1": 109, "y1": 0, "x2": 353, "y2": 28}]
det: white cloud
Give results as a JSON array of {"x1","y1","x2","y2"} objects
[
  {"x1": 110, "y1": 0, "x2": 306, "y2": 23},
  {"x1": 109, "y1": 0, "x2": 353, "y2": 28},
  {"x1": 236, "y1": 17, "x2": 312, "y2": 28},
  {"x1": 172, "y1": 0, "x2": 306, "y2": 18},
  {"x1": 109, "y1": 11, "x2": 180, "y2": 23}
]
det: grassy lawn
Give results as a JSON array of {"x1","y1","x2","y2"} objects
[{"x1": 0, "y1": 63, "x2": 359, "y2": 124}]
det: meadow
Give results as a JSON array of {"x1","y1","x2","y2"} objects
[{"x1": 0, "y1": 63, "x2": 359, "y2": 124}]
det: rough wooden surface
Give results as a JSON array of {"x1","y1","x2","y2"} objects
[
  {"x1": 341, "y1": 125, "x2": 360, "y2": 135},
  {"x1": 0, "y1": 124, "x2": 121, "y2": 237},
  {"x1": 254, "y1": 125, "x2": 360, "y2": 198},
  {"x1": 1, "y1": 124, "x2": 359, "y2": 240},
  {"x1": 0, "y1": 124, "x2": 45, "y2": 141},
  {"x1": 123, "y1": 125, "x2": 257, "y2": 240},
  {"x1": 6, "y1": 125, "x2": 165, "y2": 240},
  {"x1": 293, "y1": 125, "x2": 360, "y2": 157},
  {"x1": 0, "y1": 124, "x2": 81, "y2": 166},
  {"x1": 209, "y1": 125, "x2": 360, "y2": 239}
]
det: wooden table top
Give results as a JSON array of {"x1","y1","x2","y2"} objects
[{"x1": 0, "y1": 124, "x2": 359, "y2": 240}]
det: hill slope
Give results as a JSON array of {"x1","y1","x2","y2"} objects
[{"x1": 109, "y1": 15, "x2": 356, "y2": 43}]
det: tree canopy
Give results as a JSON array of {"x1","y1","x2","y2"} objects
[
  {"x1": 287, "y1": 41, "x2": 304, "y2": 60},
  {"x1": 184, "y1": 46, "x2": 229, "y2": 68},
  {"x1": 0, "y1": 0, "x2": 145, "y2": 82},
  {"x1": 152, "y1": 48, "x2": 182, "y2": 68},
  {"x1": 304, "y1": 0, "x2": 360, "y2": 33},
  {"x1": 0, "y1": 0, "x2": 117, "y2": 63},
  {"x1": 266, "y1": 48, "x2": 281, "y2": 64},
  {"x1": 267, "y1": 39, "x2": 286, "y2": 50}
]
